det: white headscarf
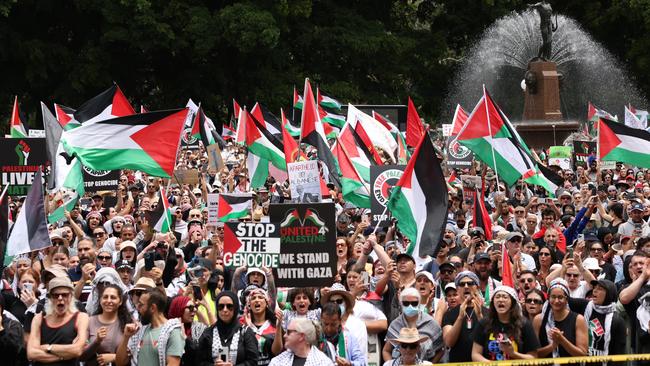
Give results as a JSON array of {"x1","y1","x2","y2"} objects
[{"x1": 85, "y1": 267, "x2": 131, "y2": 314}]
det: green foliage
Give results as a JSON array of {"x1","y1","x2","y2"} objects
[{"x1": 0, "y1": 0, "x2": 649, "y2": 131}]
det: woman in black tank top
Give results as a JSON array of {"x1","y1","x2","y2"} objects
[
  {"x1": 533, "y1": 279, "x2": 588, "y2": 357},
  {"x1": 27, "y1": 278, "x2": 89, "y2": 366}
]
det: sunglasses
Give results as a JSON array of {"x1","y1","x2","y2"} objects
[
  {"x1": 286, "y1": 329, "x2": 298, "y2": 335},
  {"x1": 330, "y1": 298, "x2": 345, "y2": 305},
  {"x1": 402, "y1": 301, "x2": 419, "y2": 307},
  {"x1": 50, "y1": 292, "x2": 71, "y2": 300},
  {"x1": 98, "y1": 256, "x2": 112, "y2": 261},
  {"x1": 441, "y1": 269, "x2": 454, "y2": 275},
  {"x1": 185, "y1": 305, "x2": 197, "y2": 312},
  {"x1": 218, "y1": 303, "x2": 235, "y2": 311},
  {"x1": 565, "y1": 273, "x2": 580, "y2": 278},
  {"x1": 458, "y1": 281, "x2": 475, "y2": 287},
  {"x1": 539, "y1": 252, "x2": 551, "y2": 257},
  {"x1": 519, "y1": 278, "x2": 535, "y2": 283},
  {"x1": 132, "y1": 290, "x2": 144, "y2": 296},
  {"x1": 590, "y1": 247, "x2": 603, "y2": 252},
  {"x1": 93, "y1": 232, "x2": 106, "y2": 237},
  {"x1": 525, "y1": 298, "x2": 544, "y2": 305},
  {"x1": 400, "y1": 343, "x2": 418, "y2": 350},
  {"x1": 52, "y1": 240, "x2": 65, "y2": 246}
]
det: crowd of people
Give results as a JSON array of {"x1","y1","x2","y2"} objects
[{"x1": 1, "y1": 140, "x2": 650, "y2": 366}]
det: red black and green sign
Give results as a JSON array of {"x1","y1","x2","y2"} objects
[
  {"x1": 269, "y1": 202, "x2": 336, "y2": 287},
  {"x1": 0, "y1": 138, "x2": 48, "y2": 196}
]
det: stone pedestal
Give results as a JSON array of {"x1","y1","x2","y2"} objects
[
  {"x1": 513, "y1": 120, "x2": 579, "y2": 148},
  {"x1": 523, "y1": 61, "x2": 563, "y2": 121}
]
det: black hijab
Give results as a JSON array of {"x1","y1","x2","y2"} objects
[{"x1": 214, "y1": 291, "x2": 240, "y2": 341}]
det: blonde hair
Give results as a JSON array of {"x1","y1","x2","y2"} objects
[{"x1": 44, "y1": 291, "x2": 78, "y2": 316}]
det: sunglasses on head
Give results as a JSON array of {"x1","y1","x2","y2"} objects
[
  {"x1": 218, "y1": 303, "x2": 234, "y2": 310},
  {"x1": 402, "y1": 301, "x2": 419, "y2": 307}
]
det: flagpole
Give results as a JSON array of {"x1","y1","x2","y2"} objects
[
  {"x1": 292, "y1": 85, "x2": 296, "y2": 122},
  {"x1": 483, "y1": 85, "x2": 502, "y2": 192},
  {"x1": 297, "y1": 80, "x2": 307, "y2": 161}
]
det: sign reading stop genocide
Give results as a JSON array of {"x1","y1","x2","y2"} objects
[{"x1": 223, "y1": 222, "x2": 281, "y2": 268}]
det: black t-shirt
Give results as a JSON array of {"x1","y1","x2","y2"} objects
[
  {"x1": 292, "y1": 356, "x2": 307, "y2": 366},
  {"x1": 472, "y1": 318, "x2": 540, "y2": 361},
  {"x1": 622, "y1": 283, "x2": 650, "y2": 354},
  {"x1": 442, "y1": 305, "x2": 487, "y2": 362}
]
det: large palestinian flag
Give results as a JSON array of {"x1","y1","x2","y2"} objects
[
  {"x1": 10, "y1": 96, "x2": 28, "y2": 138},
  {"x1": 71, "y1": 84, "x2": 135, "y2": 124},
  {"x1": 150, "y1": 190, "x2": 172, "y2": 233},
  {"x1": 62, "y1": 109, "x2": 189, "y2": 178},
  {"x1": 332, "y1": 139, "x2": 370, "y2": 208},
  {"x1": 387, "y1": 131, "x2": 448, "y2": 259},
  {"x1": 598, "y1": 117, "x2": 650, "y2": 169},
  {"x1": 218, "y1": 194, "x2": 252, "y2": 222},
  {"x1": 299, "y1": 78, "x2": 340, "y2": 186}
]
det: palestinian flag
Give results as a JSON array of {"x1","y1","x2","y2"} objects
[
  {"x1": 406, "y1": 97, "x2": 425, "y2": 147},
  {"x1": 192, "y1": 105, "x2": 222, "y2": 148},
  {"x1": 233, "y1": 99, "x2": 242, "y2": 121},
  {"x1": 235, "y1": 105, "x2": 247, "y2": 145},
  {"x1": 299, "y1": 78, "x2": 340, "y2": 186},
  {"x1": 218, "y1": 194, "x2": 252, "y2": 222},
  {"x1": 42, "y1": 103, "x2": 85, "y2": 223},
  {"x1": 251, "y1": 103, "x2": 282, "y2": 136},
  {"x1": 588, "y1": 102, "x2": 617, "y2": 122},
  {"x1": 293, "y1": 87, "x2": 304, "y2": 110},
  {"x1": 150, "y1": 190, "x2": 172, "y2": 233},
  {"x1": 247, "y1": 153, "x2": 269, "y2": 189},
  {"x1": 322, "y1": 121, "x2": 339, "y2": 139},
  {"x1": 456, "y1": 88, "x2": 558, "y2": 194},
  {"x1": 281, "y1": 108, "x2": 302, "y2": 164},
  {"x1": 280, "y1": 208, "x2": 325, "y2": 227},
  {"x1": 317, "y1": 89, "x2": 343, "y2": 111},
  {"x1": 331, "y1": 123, "x2": 375, "y2": 183},
  {"x1": 283, "y1": 112, "x2": 301, "y2": 138},
  {"x1": 332, "y1": 139, "x2": 370, "y2": 208},
  {"x1": 72, "y1": 84, "x2": 135, "y2": 124},
  {"x1": 598, "y1": 117, "x2": 650, "y2": 169},
  {"x1": 190, "y1": 105, "x2": 203, "y2": 142},
  {"x1": 245, "y1": 110, "x2": 286, "y2": 170},
  {"x1": 451, "y1": 105, "x2": 469, "y2": 136},
  {"x1": 319, "y1": 105, "x2": 346, "y2": 129},
  {"x1": 629, "y1": 104, "x2": 648, "y2": 129},
  {"x1": 54, "y1": 103, "x2": 79, "y2": 130},
  {"x1": 372, "y1": 111, "x2": 402, "y2": 142},
  {"x1": 347, "y1": 105, "x2": 397, "y2": 163},
  {"x1": 472, "y1": 189, "x2": 492, "y2": 241},
  {"x1": 396, "y1": 132, "x2": 410, "y2": 165},
  {"x1": 10, "y1": 96, "x2": 28, "y2": 138},
  {"x1": 62, "y1": 109, "x2": 189, "y2": 178},
  {"x1": 6, "y1": 169, "x2": 51, "y2": 256},
  {"x1": 387, "y1": 130, "x2": 448, "y2": 258}
]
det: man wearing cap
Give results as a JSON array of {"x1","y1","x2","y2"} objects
[
  {"x1": 505, "y1": 232, "x2": 537, "y2": 271},
  {"x1": 471, "y1": 252, "x2": 501, "y2": 301},
  {"x1": 618, "y1": 202, "x2": 650, "y2": 237},
  {"x1": 442, "y1": 271, "x2": 486, "y2": 362},
  {"x1": 436, "y1": 262, "x2": 458, "y2": 298},
  {"x1": 27, "y1": 277, "x2": 89, "y2": 364},
  {"x1": 116, "y1": 260, "x2": 135, "y2": 289}
]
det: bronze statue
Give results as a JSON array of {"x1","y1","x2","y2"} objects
[{"x1": 529, "y1": 1, "x2": 557, "y2": 61}]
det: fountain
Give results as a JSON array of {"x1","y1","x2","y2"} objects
[{"x1": 444, "y1": 5, "x2": 647, "y2": 147}]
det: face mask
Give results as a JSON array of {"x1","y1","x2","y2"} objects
[{"x1": 403, "y1": 305, "x2": 419, "y2": 317}]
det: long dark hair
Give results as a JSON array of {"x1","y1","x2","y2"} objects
[
  {"x1": 93, "y1": 284, "x2": 132, "y2": 331},
  {"x1": 484, "y1": 294, "x2": 525, "y2": 345}
]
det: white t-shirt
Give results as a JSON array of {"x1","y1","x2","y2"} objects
[
  {"x1": 344, "y1": 314, "x2": 368, "y2": 356},
  {"x1": 569, "y1": 281, "x2": 590, "y2": 298}
]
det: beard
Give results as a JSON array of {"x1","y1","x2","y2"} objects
[{"x1": 141, "y1": 308, "x2": 152, "y2": 325}]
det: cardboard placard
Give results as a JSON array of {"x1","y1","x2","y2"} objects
[
  {"x1": 287, "y1": 160, "x2": 321, "y2": 203},
  {"x1": 206, "y1": 144, "x2": 224, "y2": 172},
  {"x1": 82, "y1": 166, "x2": 120, "y2": 192},
  {"x1": 206, "y1": 193, "x2": 219, "y2": 225},
  {"x1": 223, "y1": 222, "x2": 281, "y2": 268},
  {"x1": 269, "y1": 203, "x2": 336, "y2": 287},
  {"x1": 171, "y1": 169, "x2": 199, "y2": 185},
  {"x1": 548, "y1": 146, "x2": 572, "y2": 170},
  {"x1": 573, "y1": 140, "x2": 596, "y2": 169},
  {"x1": 0, "y1": 138, "x2": 48, "y2": 196},
  {"x1": 370, "y1": 165, "x2": 405, "y2": 226}
]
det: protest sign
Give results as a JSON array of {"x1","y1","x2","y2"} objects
[
  {"x1": 223, "y1": 222, "x2": 281, "y2": 268},
  {"x1": 206, "y1": 144, "x2": 224, "y2": 172},
  {"x1": 82, "y1": 166, "x2": 120, "y2": 192},
  {"x1": 171, "y1": 169, "x2": 199, "y2": 185},
  {"x1": 446, "y1": 136, "x2": 473, "y2": 168},
  {"x1": 0, "y1": 138, "x2": 48, "y2": 196},
  {"x1": 269, "y1": 202, "x2": 336, "y2": 287},
  {"x1": 370, "y1": 165, "x2": 405, "y2": 226},
  {"x1": 573, "y1": 140, "x2": 597, "y2": 169},
  {"x1": 206, "y1": 193, "x2": 219, "y2": 225},
  {"x1": 28, "y1": 129, "x2": 45, "y2": 138},
  {"x1": 442, "y1": 124, "x2": 453, "y2": 137},
  {"x1": 287, "y1": 160, "x2": 321, "y2": 203},
  {"x1": 460, "y1": 175, "x2": 482, "y2": 203},
  {"x1": 548, "y1": 146, "x2": 572, "y2": 170}
]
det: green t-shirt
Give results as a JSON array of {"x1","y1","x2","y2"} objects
[{"x1": 137, "y1": 326, "x2": 185, "y2": 366}]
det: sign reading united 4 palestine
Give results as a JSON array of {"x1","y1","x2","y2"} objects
[
  {"x1": 0, "y1": 138, "x2": 48, "y2": 196},
  {"x1": 269, "y1": 202, "x2": 336, "y2": 287},
  {"x1": 223, "y1": 222, "x2": 281, "y2": 268}
]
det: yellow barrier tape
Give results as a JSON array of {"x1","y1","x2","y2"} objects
[{"x1": 437, "y1": 353, "x2": 650, "y2": 366}]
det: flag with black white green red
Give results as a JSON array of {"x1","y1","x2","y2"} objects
[
  {"x1": 319, "y1": 105, "x2": 346, "y2": 129},
  {"x1": 406, "y1": 97, "x2": 425, "y2": 147},
  {"x1": 218, "y1": 193, "x2": 253, "y2": 222},
  {"x1": 245, "y1": 109, "x2": 286, "y2": 171},
  {"x1": 472, "y1": 189, "x2": 492, "y2": 241},
  {"x1": 387, "y1": 130, "x2": 448, "y2": 259},
  {"x1": 346, "y1": 105, "x2": 397, "y2": 163},
  {"x1": 451, "y1": 104, "x2": 469, "y2": 136},
  {"x1": 281, "y1": 109, "x2": 303, "y2": 164},
  {"x1": 598, "y1": 117, "x2": 650, "y2": 169},
  {"x1": 332, "y1": 139, "x2": 370, "y2": 208},
  {"x1": 247, "y1": 153, "x2": 269, "y2": 189},
  {"x1": 54, "y1": 103, "x2": 79, "y2": 130},
  {"x1": 317, "y1": 88, "x2": 343, "y2": 111},
  {"x1": 150, "y1": 190, "x2": 172, "y2": 233},
  {"x1": 330, "y1": 123, "x2": 375, "y2": 183},
  {"x1": 293, "y1": 87, "x2": 304, "y2": 110},
  {"x1": 300, "y1": 78, "x2": 341, "y2": 187},
  {"x1": 251, "y1": 103, "x2": 283, "y2": 137},
  {"x1": 10, "y1": 96, "x2": 28, "y2": 138},
  {"x1": 456, "y1": 88, "x2": 558, "y2": 195},
  {"x1": 283, "y1": 113, "x2": 301, "y2": 138},
  {"x1": 6, "y1": 169, "x2": 51, "y2": 256},
  {"x1": 71, "y1": 83, "x2": 135, "y2": 125},
  {"x1": 62, "y1": 109, "x2": 189, "y2": 178}
]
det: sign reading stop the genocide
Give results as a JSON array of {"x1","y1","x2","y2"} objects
[{"x1": 223, "y1": 222, "x2": 281, "y2": 268}]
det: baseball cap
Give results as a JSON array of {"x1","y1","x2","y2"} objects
[
  {"x1": 582, "y1": 257, "x2": 600, "y2": 270},
  {"x1": 439, "y1": 262, "x2": 456, "y2": 272},
  {"x1": 473, "y1": 252, "x2": 491, "y2": 263},
  {"x1": 120, "y1": 241, "x2": 137, "y2": 252},
  {"x1": 395, "y1": 253, "x2": 415, "y2": 264},
  {"x1": 116, "y1": 260, "x2": 134, "y2": 271},
  {"x1": 469, "y1": 227, "x2": 485, "y2": 237},
  {"x1": 415, "y1": 271, "x2": 436, "y2": 285},
  {"x1": 631, "y1": 202, "x2": 644, "y2": 212},
  {"x1": 444, "y1": 283, "x2": 457, "y2": 292},
  {"x1": 505, "y1": 232, "x2": 524, "y2": 241}
]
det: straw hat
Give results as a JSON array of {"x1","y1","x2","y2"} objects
[{"x1": 388, "y1": 327, "x2": 429, "y2": 345}]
